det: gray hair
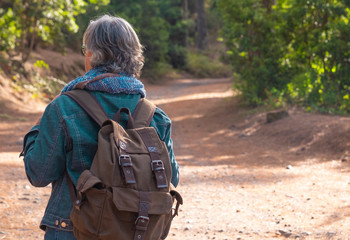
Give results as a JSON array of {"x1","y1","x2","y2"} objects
[{"x1": 83, "y1": 15, "x2": 144, "y2": 77}]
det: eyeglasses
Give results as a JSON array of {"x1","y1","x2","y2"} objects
[{"x1": 81, "y1": 44, "x2": 86, "y2": 56}]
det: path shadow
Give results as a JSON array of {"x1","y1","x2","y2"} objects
[
  {"x1": 147, "y1": 79, "x2": 350, "y2": 169},
  {"x1": 180, "y1": 168, "x2": 297, "y2": 185}
]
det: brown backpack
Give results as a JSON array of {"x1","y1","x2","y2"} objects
[{"x1": 63, "y1": 90, "x2": 182, "y2": 240}]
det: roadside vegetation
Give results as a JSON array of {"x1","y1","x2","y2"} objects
[
  {"x1": 218, "y1": 0, "x2": 350, "y2": 114},
  {"x1": 0, "y1": 0, "x2": 349, "y2": 115},
  {"x1": 0, "y1": 0, "x2": 230, "y2": 98}
]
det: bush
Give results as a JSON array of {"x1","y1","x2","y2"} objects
[
  {"x1": 141, "y1": 62, "x2": 180, "y2": 83},
  {"x1": 186, "y1": 51, "x2": 232, "y2": 78},
  {"x1": 218, "y1": 0, "x2": 287, "y2": 105},
  {"x1": 168, "y1": 44, "x2": 187, "y2": 69},
  {"x1": 218, "y1": 0, "x2": 350, "y2": 113}
]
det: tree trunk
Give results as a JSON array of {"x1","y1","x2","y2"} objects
[
  {"x1": 182, "y1": 0, "x2": 189, "y2": 47},
  {"x1": 22, "y1": 19, "x2": 36, "y2": 63},
  {"x1": 195, "y1": 0, "x2": 207, "y2": 50}
]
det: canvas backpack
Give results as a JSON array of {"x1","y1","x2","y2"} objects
[{"x1": 63, "y1": 89, "x2": 183, "y2": 240}]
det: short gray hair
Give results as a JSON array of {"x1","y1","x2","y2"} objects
[{"x1": 83, "y1": 15, "x2": 144, "y2": 77}]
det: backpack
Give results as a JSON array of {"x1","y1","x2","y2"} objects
[{"x1": 62, "y1": 89, "x2": 183, "y2": 240}]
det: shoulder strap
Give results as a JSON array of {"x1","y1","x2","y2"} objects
[
  {"x1": 74, "y1": 73, "x2": 119, "y2": 90},
  {"x1": 132, "y1": 98, "x2": 156, "y2": 128},
  {"x1": 62, "y1": 90, "x2": 109, "y2": 127}
]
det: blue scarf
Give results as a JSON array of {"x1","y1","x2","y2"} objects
[{"x1": 61, "y1": 67, "x2": 146, "y2": 97}]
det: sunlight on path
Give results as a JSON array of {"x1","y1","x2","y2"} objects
[
  {"x1": 152, "y1": 89, "x2": 235, "y2": 105},
  {"x1": 0, "y1": 152, "x2": 22, "y2": 164}
]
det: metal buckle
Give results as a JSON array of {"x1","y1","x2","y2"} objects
[
  {"x1": 151, "y1": 160, "x2": 164, "y2": 171},
  {"x1": 119, "y1": 155, "x2": 132, "y2": 166},
  {"x1": 135, "y1": 216, "x2": 150, "y2": 225}
]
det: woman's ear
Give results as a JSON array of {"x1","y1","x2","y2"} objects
[{"x1": 85, "y1": 50, "x2": 92, "y2": 72}]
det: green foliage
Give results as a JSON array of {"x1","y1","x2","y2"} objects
[
  {"x1": 76, "y1": 0, "x2": 188, "y2": 79},
  {"x1": 158, "y1": 0, "x2": 188, "y2": 68},
  {"x1": 0, "y1": 0, "x2": 107, "y2": 62},
  {"x1": 142, "y1": 62, "x2": 180, "y2": 83},
  {"x1": 111, "y1": 0, "x2": 187, "y2": 69},
  {"x1": 168, "y1": 44, "x2": 188, "y2": 69},
  {"x1": 218, "y1": 0, "x2": 288, "y2": 105},
  {"x1": 218, "y1": 0, "x2": 350, "y2": 113},
  {"x1": 17, "y1": 73, "x2": 65, "y2": 100},
  {"x1": 282, "y1": 0, "x2": 350, "y2": 113},
  {"x1": 34, "y1": 60, "x2": 49, "y2": 70},
  {"x1": 7, "y1": 57, "x2": 64, "y2": 99},
  {"x1": 10, "y1": 70, "x2": 65, "y2": 100},
  {"x1": 0, "y1": 8, "x2": 20, "y2": 51},
  {"x1": 186, "y1": 51, "x2": 232, "y2": 78},
  {"x1": 1, "y1": 0, "x2": 229, "y2": 83},
  {"x1": 30, "y1": 74, "x2": 66, "y2": 98}
]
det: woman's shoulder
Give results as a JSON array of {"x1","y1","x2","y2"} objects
[
  {"x1": 51, "y1": 91, "x2": 141, "y2": 118},
  {"x1": 151, "y1": 106, "x2": 172, "y2": 141},
  {"x1": 153, "y1": 107, "x2": 171, "y2": 125}
]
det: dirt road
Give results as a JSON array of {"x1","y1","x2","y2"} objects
[{"x1": 1, "y1": 78, "x2": 350, "y2": 239}]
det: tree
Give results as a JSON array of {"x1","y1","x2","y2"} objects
[
  {"x1": 97, "y1": 0, "x2": 188, "y2": 70},
  {"x1": 218, "y1": 0, "x2": 350, "y2": 112},
  {"x1": 218, "y1": 0, "x2": 287, "y2": 104},
  {"x1": 159, "y1": 0, "x2": 188, "y2": 68},
  {"x1": 280, "y1": 0, "x2": 350, "y2": 111},
  {"x1": 182, "y1": 0, "x2": 189, "y2": 47},
  {"x1": 0, "y1": 0, "x2": 108, "y2": 62},
  {"x1": 196, "y1": 0, "x2": 208, "y2": 50}
]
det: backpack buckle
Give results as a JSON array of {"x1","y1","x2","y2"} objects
[
  {"x1": 119, "y1": 155, "x2": 136, "y2": 184},
  {"x1": 151, "y1": 160, "x2": 168, "y2": 188},
  {"x1": 151, "y1": 160, "x2": 164, "y2": 171},
  {"x1": 135, "y1": 216, "x2": 150, "y2": 230},
  {"x1": 119, "y1": 155, "x2": 132, "y2": 167}
]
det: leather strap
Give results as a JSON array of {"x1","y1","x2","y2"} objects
[
  {"x1": 74, "y1": 73, "x2": 120, "y2": 89},
  {"x1": 119, "y1": 140, "x2": 136, "y2": 184},
  {"x1": 134, "y1": 191, "x2": 150, "y2": 240},
  {"x1": 113, "y1": 108, "x2": 135, "y2": 129},
  {"x1": 136, "y1": 129, "x2": 168, "y2": 189},
  {"x1": 132, "y1": 98, "x2": 156, "y2": 128},
  {"x1": 170, "y1": 184, "x2": 183, "y2": 217},
  {"x1": 62, "y1": 90, "x2": 109, "y2": 127}
]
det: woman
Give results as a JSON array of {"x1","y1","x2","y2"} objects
[{"x1": 21, "y1": 15, "x2": 179, "y2": 239}]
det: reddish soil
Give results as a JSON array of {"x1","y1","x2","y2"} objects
[{"x1": 1, "y1": 77, "x2": 350, "y2": 240}]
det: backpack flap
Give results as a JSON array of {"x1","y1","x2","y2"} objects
[
  {"x1": 76, "y1": 170, "x2": 103, "y2": 193},
  {"x1": 72, "y1": 170, "x2": 103, "y2": 211},
  {"x1": 112, "y1": 122, "x2": 164, "y2": 155},
  {"x1": 112, "y1": 187, "x2": 173, "y2": 215}
]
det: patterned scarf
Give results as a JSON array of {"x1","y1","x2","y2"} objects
[{"x1": 60, "y1": 67, "x2": 146, "y2": 97}]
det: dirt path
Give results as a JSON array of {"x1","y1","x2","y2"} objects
[{"x1": 1, "y1": 78, "x2": 350, "y2": 239}]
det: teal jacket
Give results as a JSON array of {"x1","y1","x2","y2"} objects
[{"x1": 21, "y1": 91, "x2": 179, "y2": 231}]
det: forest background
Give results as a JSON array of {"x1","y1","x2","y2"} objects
[{"x1": 0, "y1": 0, "x2": 350, "y2": 114}]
